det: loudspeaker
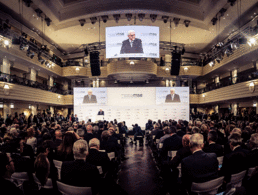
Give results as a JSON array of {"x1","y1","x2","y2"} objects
[
  {"x1": 170, "y1": 53, "x2": 181, "y2": 75},
  {"x1": 90, "y1": 51, "x2": 101, "y2": 76}
]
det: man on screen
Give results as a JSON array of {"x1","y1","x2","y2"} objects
[
  {"x1": 98, "y1": 109, "x2": 104, "y2": 115},
  {"x1": 120, "y1": 30, "x2": 143, "y2": 54},
  {"x1": 83, "y1": 89, "x2": 97, "y2": 103},
  {"x1": 165, "y1": 88, "x2": 181, "y2": 103}
]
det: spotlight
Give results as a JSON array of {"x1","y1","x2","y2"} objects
[
  {"x1": 138, "y1": 14, "x2": 145, "y2": 22},
  {"x1": 125, "y1": 13, "x2": 132, "y2": 21},
  {"x1": 130, "y1": 61, "x2": 135, "y2": 65},
  {"x1": 45, "y1": 61, "x2": 50, "y2": 67},
  {"x1": 228, "y1": 0, "x2": 237, "y2": 6},
  {"x1": 162, "y1": 16, "x2": 169, "y2": 23},
  {"x1": 150, "y1": 14, "x2": 157, "y2": 23},
  {"x1": 45, "y1": 18, "x2": 51, "y2": 26},
  {"x1": 23, "y1": 0, "x2": 32, "y2": 7},
  {"x1": 38, "y1": 53, "x2": 45, "y2": 64},
  {"x1": 230, "y1": 41, "x2": 239, "y2": 50},
  {"x1": 216, "y1": 53, "x2": 223, "y2": 63},
  {"x1": 184, "y1": 20, "x2": 191, "y2": 27},
  {"x1": 35, "y1": 9, "x2": 42, "y2": 17},
  {"x1": 4, "y1": 40, "x2": 9, "y2": 46},
  {"x1": 101, "y1": 15, "x2": 108, "y2": 23},
  {"x1": 113, "y1": 14, "x2": 120, "y2": 23},
  {"x1": 173, "y1": 18, "x2": 180, "y2": 27},
  {"x1": 219, "y1": 8, "x2": 227, "y2": 17},
  {"x1": 90, "y1": 17, "x2": 97, "y2": 24},
  {"x1": 79, "y1": 19, "x2": 86, "y2": 26},
  {"x1": 211, "y1": 17, "x2": 218, "y2": 25},
  {"x1": 20, "y1": 43, "x2": 29, "y2": 50},
  {"x1": 248, "y1": 38, "x2": 256, "y2": 46},
  {"x1": 224, "y1": 45, "x2": 233, "y2": 57}
]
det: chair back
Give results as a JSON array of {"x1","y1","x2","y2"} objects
[
  {"x1": 53, "y1": 159, "x2": 62, "y2": 180},
  {"x1": 227, "y1": 170, "x2": 247, "y2": 188},
  {"x1": 248, "y1": 167, "x2": 256, "y2": 178},
  {"x1": 57, "y1": 181, "x2": 92, "y2": 195},
  {"x1": 191, "y1": 176, "x2": 224, "y2": 195},
  {"x1": 33, "y1": 174, "x2": 53, "y2": 189},
  {"x1": 107, "y1": 152, "x2": 115, "y2": 161},
  {"x1": 217, "y1": 156, "x2": 224, "y2": 165},
  {"x1": 11, "y1": 172, "x2": 29, "y2": 186}
]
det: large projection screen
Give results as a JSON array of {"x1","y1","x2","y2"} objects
[
  {"x1": 106, "y1": 26, "x2": 159, "y2": 58},
  {"x1": 74, "y1": 87, "x2": 189, "y2": 128}
]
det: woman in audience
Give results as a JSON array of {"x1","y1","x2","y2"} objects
[
  {"x1": 56, "y1": 132, "x2": 76, "y2": 161},
  {"x1": 26, "y1": 127, "x2": 37, "y2": 151}
]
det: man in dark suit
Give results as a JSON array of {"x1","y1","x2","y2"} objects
[
  {"x1": 203, "y1": 130, "x2": 224, "y2": 157},
  {"x1": 219, "y1": 133, "x2": 249, "y2": 184},
  {"x1": 165, "y1": 88, "x2": 181, "y2": 103},
  {"x1": 181, "y1": 133, "x2": 219, "y2": 192},
  {"x1": 87, "y1": 138, "x2": 111, "y2": 175},
  {"x1": 98, "y1": 109, "x2": 104, "y2": 115},
  {"x1": 61, "y1": 140, "x2": 100, "y2": 194},
  {"x1": 120, "y1": 30, "x2": 143, "y2": 54},
  {"x1": 247, "y1": 133, "x2": 258, "y2": 168},
  {"x1": 83, "y1": 89, "x2": 97, "y2": 103},
  {"x1": 160, "y1": 126, "x2": 183, "y2": 161}
]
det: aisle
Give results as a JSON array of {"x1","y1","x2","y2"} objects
[{"x1": 118, "y1": 138, "x2": 164, "y2": 195}]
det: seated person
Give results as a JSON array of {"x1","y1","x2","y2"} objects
[
  {"x1": 247, "y1": 133, "x2": 258, "y2": 168},
  {"x1": 87, "y1": 138, "x2": 111, "y2": 175},
  {"x1": 133, "y1": 124, "x2": 144, "y2": 145},
  {"x1": 203, "y1": 130, "x2": 224, "y2": 157},
  {"x1": 0, "y1": 153, "x2": 23, "y2": 195},
  {"x1": 61, "y1": 139, "x2": 100, "y2": 194},
  {"x1": 181, "y1": 133, "x2": 219, "y2": 192},
  {"x1": 100, "y1": 130, "x2": 118, "y2": 156}
]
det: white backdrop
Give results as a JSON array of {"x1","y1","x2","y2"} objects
[{"x1": 74, "y1": 87, "x2": 189, "y2": 128}]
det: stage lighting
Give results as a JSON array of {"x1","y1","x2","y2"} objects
[
  {"x1": 45, "y1": 18, "x2": 51, "y2": 26},
  {"x1": 26, "y1": 48, "x2": 35, "y2": 59},
  {"x1": 248, "y1": 37, "x2": 256, "y2": 46},
  {"x1": 4, "y1": 40, "x2": 9, "y2": 46},
  {"x1": 138, "y1": 14, "x2": 145, "y2": 22},
  {"x1": 184, "y1": 20, "x2": 191, "y2": 27},
  {"x1": 35, "y1": 9, "x2": 42, "y2": 17},
  {"x1": 224, "y1": 45, "x2": 233, "y2": 57},
  {"x1": 101, "y1": 15, "x2": 108, "y2": 23},
  {"x1": 173, "y1": 18, "x2": 180, "y2": 27},
  {"x1": 219, "y1": 8, "x2": 227, "y2": 17},
  {"x1": 162, "y1": 16, "x2": 169, "y2": 23},
  {"x1": 211, "y1": 18, "x2": 218, "y2": 25},
  {"x1": 125, "y1": 13, "x2": 132, "y2": 21},
  {"x1": 90, "y1": 17, "x2": 97, "y2": 24},
  {"x1": 150, "y1": 14, "x2": 157, "y2": 23},
  {"x1": 79, "y1": 19, "x2": 86, "y2": 26},
  {"x1": 228, "y1": 0, "x2": 237, "y2": 6},
  {"x1": 113, "y1": 14, "x2": 120, "y2": 23},
  {"x1": 209, "y1": 61, "x2": 215, "y2": 67},
  {"x1": 23, "y1": 0, "x2": 32, "y2": 7}
]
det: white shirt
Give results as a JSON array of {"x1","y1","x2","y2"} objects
[
  {"x1": 129, "y1": 40, "x2": 134, "y2": 47},
  {"x1": 171, "y1": 94, "x2": 174, "y2": 100}
]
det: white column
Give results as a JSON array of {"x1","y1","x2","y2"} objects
[
  {"x1": 2, "y1": 57, "x2": 11, "y2": 74},
  {"x1": 232, "y1": 69, "x2": 237, "y2": 84},
  {"x1": 48, "y1": 76, "x2": 54, "y2": 87},
  {"x1": 214, "y1": 105, "x2": 219, "y2": 114},
  {"x1": 29, "y1": 68, "x2": 37, "y2": 81},
  {"x1": 232, "y1": 103, "x2": 238, "y2": 116},
  {"x1": 3, "y1": 103, "x2": 11, "y2": 120},
  {"x1": 31, "y1": 105, "x2": 37, "y2": 116},
  {"x1": 49, "y1": 106, "x2": 54, "y2": 116}
]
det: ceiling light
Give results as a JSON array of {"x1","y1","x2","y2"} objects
[
  {"x1": 150, "y1": 14, "x2": 157, "y2": 22},
  {"x1": 130, "y1": 61, "x2": 135, "y2": 65},
  {"x1": 4, "y1": 40, "x2": 9, "y2": 46},
  {"x1": 209, "y1": 61, "x2": 215, "y2": 67},
  {"x1": 10, "y1": 104, "x2": 14, "y2": 108},
  {"x1": 90, "y1": 17, "x2": 97, "y2": 24},
  {"x1": 253, "y1": 103, "x2": 257, "y2": 107},
  {"x1": 173, "y1": 18, "x2": 180, "y2": 27},
  {"x1": 113, "y1": 14, "x2": 120, "y2": 23},
  {"x1": 250, "y1": 82, "x2": 255, "y2": 87},
  {"x1": 211, "y1": 18, "x2": 218, "y2": 25},
  {"x1": 184, "y1": 67, "x2": 189, "y2": 71},
  {"x1": 248, "y1": 38, "x2": 256, "y2": 46},
  {"x1": 202, "y1": 94, "x2": 205, "y2": 97},
  {"x1": 101, "y1": 15, "x2": 108, "y2": 23},
  {"x1": 79, "y1": 19, "x2": 86, "y2": 26},
  {"x1": 0, "y1": 103, "x2": 3, "y2": 108},
  {"x1": 125, "y1": 13, "x2": 132, "y2": 21},
  {"x1": 184, "y1": 20, "x2": 191, "y2": 27},
  {"x1": 162, "y1": 16, "x2": 169, "y2": 23},
  {"x1": 138, "y1": 14, "x2": 145, "y2": 22},
  {"x1": 4, "y1": 84, "x2": 9, "y2": 89}
]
